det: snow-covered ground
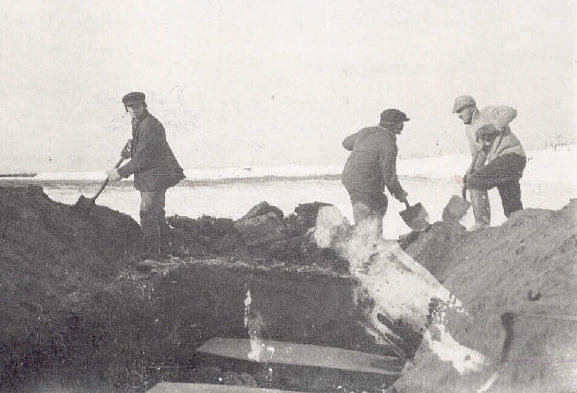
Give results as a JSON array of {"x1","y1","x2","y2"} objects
[
  {"x1": 31, "y1": 145, "x2": 576, "y2": 184},
  {"x1": 5, "y1": 145, "x2": 575, "y2": 239},
  {"x1": 398, "y1": 145, "x2": 576, "y2": 185}
]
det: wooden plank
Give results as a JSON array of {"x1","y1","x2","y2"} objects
[
  {"x1": 196, "y1": 338, "x2": 403, "y2": 376},
  {"x1": 147, "y1": 382, "x2": 310, "y2": 393}
]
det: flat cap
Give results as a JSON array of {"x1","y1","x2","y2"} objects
[
  {"x1": 380, "y1": 108, "x2": 410, "y2": 123},
  {"x1": 122, "y1": 92, "x2": 146, "y2": 105},
  {"x1": 452, "y1": 95, "x2": 476, "y2": 113}
]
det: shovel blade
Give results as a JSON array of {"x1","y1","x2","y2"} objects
[
  {"x1": 400, "y1": 202, "x2": 429, "y2": 232},
  {"x1": 72, "y1": 195, "x2": 95, "y2": 218},
  {"x1": 442, "y1": 195, "x2": 471, "y2": 223}
]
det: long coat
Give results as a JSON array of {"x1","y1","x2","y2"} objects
[
  {"x1": 117, "y1": 110, "x2": 185, "y2": 191},
  {"x1": 341, "y1": 125, "x2": 407, "y2": 209}
]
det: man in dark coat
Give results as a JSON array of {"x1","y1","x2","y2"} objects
[
  {"x1": 341, "y1": 109, "x2": 409, "y2": 235},
  {"x1": 106, "y1": 92, "x2": 185, "y2": 258}
]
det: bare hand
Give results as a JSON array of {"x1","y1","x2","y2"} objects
[
  {"x1": 120, "y1": 139, "x2": 132, "y2": 159},
  {"x1": 398, "y1": 190, "x2": 408, "y2": 204},
  {"x1": 106, "y1": 168, "x2": 122, "y2": 182}
]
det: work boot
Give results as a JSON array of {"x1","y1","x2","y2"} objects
[{"x1": 469, "y1": 189, "x2": 491, "y2": 227}]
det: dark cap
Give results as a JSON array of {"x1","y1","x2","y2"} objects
[
  {"x1": 122, "y1": 92, "x2": 146, "y2": 105},
  {"x1": 380, "y1": 108, "x2": 410, "y2": 123}
]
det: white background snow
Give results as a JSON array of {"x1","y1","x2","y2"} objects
[{"x1": 7, "y1": 145, "x2": 575, "y2": 239}]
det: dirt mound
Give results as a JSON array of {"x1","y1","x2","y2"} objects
[
  {"x1": 168, "y1": 201, "x2": 347, "y2": 271},
  {"x1": 168, "y1": 215, "x2": 243, "y2": 256},
  {"x1": 0, "y1": 185, "x2": 141, "y2": 329},
  {"x1": 392, "y1": 200, "x2": 577, "y2": 392},
  {"x1": 0, "y1": 185, "x2": 142, "y2": 383},
  {"x1": 399, "y1": 220, "x2": 466, "y2": 278}
]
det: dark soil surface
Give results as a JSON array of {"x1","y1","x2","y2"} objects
[
  {"x1": 394, "y1": 200, "x2": 577, "y2": 392},
  {"x1": 0, "y1": 186, "x2": 392, "y2": 392},
  {"x1": 2, "y1": 185, "x2": 574, "y2": 393}
]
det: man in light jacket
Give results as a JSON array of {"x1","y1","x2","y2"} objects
[
  {"x1": 106, "y1": 92, "x2": 185, "y2": 258},
  {"x1": 465, "y1": 123, "x2": 526, "y2": 218},
  {"x1": 342, "y1": 109, "x2": 409, "y2": 235},
  {"x1": 452, "y1": 95, "x2": 520, "y2": 229}
]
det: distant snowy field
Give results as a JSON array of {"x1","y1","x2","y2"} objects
[{"x1": 4, "y1": 146, "x2": 575, "y2": 239}]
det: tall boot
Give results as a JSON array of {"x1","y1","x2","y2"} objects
[
  {"x1": 157, "y1": 212, "x2": 174, "y2": 255},
  {"x1": 469, "y1": 189, "x2": 491, "y2": 228},
  {"x1": 140, "y1": 210, "x2": 161, "y2": 259}
]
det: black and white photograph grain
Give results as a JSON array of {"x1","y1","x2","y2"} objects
[{"x1": 1, "y1": 1, "x2": 576, "y2": 392}]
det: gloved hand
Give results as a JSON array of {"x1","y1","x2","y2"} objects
[
  {"x1": 120, "y1": 139, "x2": 132, "y2": 159},
  {"x1": 475, "y1": 124, "x2": 498, "y2": 143},
  {"x1": 106, "y1": 168, "x2": 122, "y2": 182}
]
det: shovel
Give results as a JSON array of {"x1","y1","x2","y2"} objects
[
  {"x1": 441, "y1": 153, "x2": 478, "y2": 223},
  {"x1": 72, "y1": 157, "x2": 124, "y2": 218},
  {"x1": 441, "y1": 179, "x2": 471, "y2": 224},
  {"x1": 442, "y1": 194, "x2": 471, "y2": 223},
  {"x1": 400, "y1": 200, "x2": 430, "y2": 232}
]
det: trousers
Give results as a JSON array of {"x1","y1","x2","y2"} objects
[
  {"x1": 140, "y1": 189, "x2": 171, "y2": 256},
  {"x1": 466, "y1": 153, "x2": 526, "y2": 218},
  {"x1": 350, "y1": 193, "x2": 388, "y2": 236},
  {"x1": 468, "y1": 152, "x2": 491, "y2": 226}
]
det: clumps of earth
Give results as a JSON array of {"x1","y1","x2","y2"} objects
[
  {"x1": 168, "y1": 200, "x2": 348, "y2": 271},
  {"x1": 0, "y1": 185, "x2": 576, "y2": 393}
]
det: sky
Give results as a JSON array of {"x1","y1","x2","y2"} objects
[{"x1": 1, "y1": 0, "x2": 575, "y2": 172}]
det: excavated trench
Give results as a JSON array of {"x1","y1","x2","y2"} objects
[
  {"x1": 0, "y1": 186, "x2": 400, "y2": 393},
  {"x1": 2, "y1": 185, "x2": 575, "y2": 393},
  {"x1": 5, "y1": 261, "x2": 399, "y2": 393}
]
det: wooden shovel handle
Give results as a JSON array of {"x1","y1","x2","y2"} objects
[
  {"x1": 93, "y1": 157, "x2": 124, "y2": 201},
  {"x1": 113, "y1": 156, "x2": 125, "y2": 169}
]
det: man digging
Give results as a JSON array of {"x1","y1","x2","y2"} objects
[
  {"x1": 465, "y1": 123, "x2": 527, "y2": 221},
  {"x1": 452, "y1": 95, "x2": 521, "y2": 230},
  {"x1": 106, "y1": 92, "x2": 185, "y2": 259},
  {"x1": 341, "y1": 109, "x2": 410, "y2": 235}
]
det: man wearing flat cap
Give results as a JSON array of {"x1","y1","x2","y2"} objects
[
  {"x1": 106, "y1": 92, "x2": 185, "y2": 258},
  {"x1": 341, "y1": 109, "x2": 409, "y2": 235},
  {"x1": 452, "y1": 95, "x2": 526, "y2": 229}
]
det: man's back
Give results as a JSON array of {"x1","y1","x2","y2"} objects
[{"x1": 342, "y1": 126, "x2": 397, "y2": 194}]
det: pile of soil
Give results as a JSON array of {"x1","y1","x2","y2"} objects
[
  {"x1": 392, "y1": 200, "x2": 577, "y2": 392},
  {"x1": 168, "y1": 200, "x2": 347, "y2": 272},
  {"x1": 0, "y1": 185, "x2": 142, "y2": 384}
]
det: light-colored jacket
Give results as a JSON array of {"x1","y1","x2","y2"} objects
[
  {"x1": 485, "y1": 129, "x2": 525, "y2": 163},
  {"x1": 466, "y1": 105, "x2": 525, "y2": 164},
  {"x1": 341, "y1": 125, "x2": 406, "y2": 201},
  {"x1": 465, "y1": 106, "x2": 518, "y2": 156}
]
